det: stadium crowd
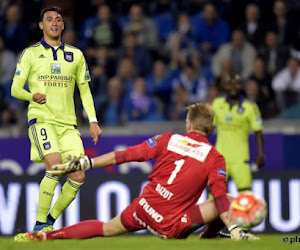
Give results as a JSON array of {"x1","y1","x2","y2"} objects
[{"x1": 1, "y1": 0, "x2": 300, "y2": 131}]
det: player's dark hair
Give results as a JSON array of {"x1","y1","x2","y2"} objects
[
  {"x1": 187, "y1": 103, "x2": 215, "y2": 135},
  {"x1": 40, "y1": 6, "x2": 62, "y2": 21}
]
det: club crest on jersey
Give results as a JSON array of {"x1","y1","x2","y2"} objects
[
  {"x1": 64, "y1": 51, "x2": 73, "y2": 62},
  {"x1": 237, "y1": 107, "x2": 245, "y2": 114},
  {"x1": 146, "y1": 138, "x2": 157, "y2": 147},
  {"x1": 218, "y1": 169, "x2": 226, "y2": 177},
  {"x1": 43, "y1": 142, "x2": 51, "y2": 150}
]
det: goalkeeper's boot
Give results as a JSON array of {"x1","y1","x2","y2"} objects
[
  {"x1": 199, "y1": 230, "x2": 231, "y2": 239},
  {"x1": 14, "y1": 231, "x2": 45, "y2": 242}
]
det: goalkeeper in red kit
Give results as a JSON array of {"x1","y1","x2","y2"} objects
[{"x1": 16, "y1": 103, "x2": 258, "y2": 241}]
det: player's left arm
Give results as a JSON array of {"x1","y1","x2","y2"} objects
[
  {"x1": 76, "y1": 52, "x2": 102, "y2": 144},
  {"x1": 207, "y1": 153, "x2": 236, "y2": 228},
  {"x1": 207, "y1": 152, "x2": 229, "y2": 215},
  {"x1": 249, "y1": 103, "x2": 265, "y2": 168}
]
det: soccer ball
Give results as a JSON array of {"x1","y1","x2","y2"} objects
[{"x1": 229, "y1": 192, "x2": 267, "y2": 228}]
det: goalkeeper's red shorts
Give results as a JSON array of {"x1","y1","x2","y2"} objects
[{"x1": 120, "y1": 196, "x2": 204, "y2": 239}]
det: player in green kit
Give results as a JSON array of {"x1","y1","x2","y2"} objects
[
  {"x1": 11, "y1": 6, "x2": 102, "y2": 236},
  {"x1": 212, "y1": 74, "x2": 265, "y2": 193}
]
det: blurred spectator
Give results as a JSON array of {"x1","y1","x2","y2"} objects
[
  {"x1": 0, "y1": 86, "x2": 19, "y2": 128},
  {"x1": 123, "y1": 4, "x2": 159, "y2": 52},
  {"x1": 0, "y1": 35, "x2": 16, "y2": 100},
  {"x1": 90, "y1": 45, "x2": 117, "y2": 108},
  {"x1": 185, "y1": 0, "x2": 207, "y2": 15},
  {"x1": 165, "y1": 12, "x2": 195, "y2": 68},
  {"x1": 239, "y1": 3, "x2": 265, "y2": 48},
  {"x1": 149, "y1": 0, "x2": 176, "y2": 42},
  {"x1": 245, "y1": 78, "x2": 278, "y2": 119},
  {"x1": 91, "y1": 4, "x2": 122, "y2": 49},
  {"x1": 207, "y1": 83, "x2": 220, "y2": 104},
  {"x1": 0, "y1": 0, "x2": 9, "y2": 30},
  {"x1": 97, "y1": 77, "x2": 125, "y2": 126},
  {"x1": 148, "y1": 0, "x2": 178, "y2": 16},
  {"x1": 170, "y1": 85, "x2": 189, "y2": 121},
  {"x1": 268, "y1": 0, "x2": 298, "y2": 46},
  {"x1": 145, "y1": 59, "x2": 179, "y2": 118},
  {"x1": 124, "y1": 77, "x2": 163, "y2": 122},
  {"x1": 258, "y1": 30, "x2": 290, "y2": 77},
  {"x1": 62, "y1": 28, "x2": 77, "y2": 46},
  {"x1": 213, "y1": 0, "x2": 245, "y2": 30},
  {"x1": 173, "y1": 62, "x2": 209, "y2": 103},
  {"x1": 192, "y1": 2, "x2": 229, "y2": 58},
  {"x1": 289, "y1": 25, "x2": 300, "y2": 61},
  {"x1": 116, "y1": 58, "x2": 136, "y2": 94},
  {"x1": 272, "y1": 57, "x2": 300, "y2": 111},
  {"x1": 0, "y1": 4, "x2": 29, "y2": 54},
  {"x1": 249, "y1": 57, "x2": 276, "y2": 109},
  {"x1": 79, "y1": 4, "x2": 122, "y2": 50},
  {"x1": 117, "y1": 32, "x2": 152, "y2": 76},
  {"x1": 213, "y1": 59, "x2": 233, "y2": 94},
  {"x1": 212, "y1": 29, "x2": 256, "y2": 80}
]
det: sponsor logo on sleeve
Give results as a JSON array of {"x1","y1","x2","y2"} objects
[
  {"x1": 218, "y1": 169, "x2": 226, "y2": 177},
  {"x1": 14, "y1": 67, "x2": 22, "y2": 76},
  {"x1": 256, "y1": 116, "x2": 262, "y2": 126},
  {"x1": 85, "y1": 64, "x2": 91, "y2": 81},
  {"x1": 146, "y1": 138, "x2": 157, "y2": 147}
]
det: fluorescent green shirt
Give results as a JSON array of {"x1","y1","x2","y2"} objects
[
  {"x1": 212, "y1": 96, "x2": 263, "y2": 164},
  {"x1": 11, "y1": 38, "x2": 96, "y2": 126}
]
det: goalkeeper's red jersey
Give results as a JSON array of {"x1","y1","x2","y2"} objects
[{"x1": 116, "y1": 132, "x2": 227, "y2": 235}]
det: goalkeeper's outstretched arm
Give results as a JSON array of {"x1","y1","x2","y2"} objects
[
  {"x1": 50, "y1": 152, "x2": 117, "y2": 174},
  {"x1": 51, "y1": 140, "x2": 160, "y2": 174}
]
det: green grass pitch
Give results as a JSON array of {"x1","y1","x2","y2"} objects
[{"x1": 0, "y1": 234, "x2": 298, "y2": 250}]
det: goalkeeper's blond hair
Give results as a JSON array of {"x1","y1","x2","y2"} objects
[{"x1": 186, "y1": 103, "x2": 215, "y2": 136}]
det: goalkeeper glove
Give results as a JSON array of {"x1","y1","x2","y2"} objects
[
  {"x1": 229, "y1": 225, "x2": 259, "y2": 241},
  {"x1": 50, "y1": 154, "x2": 94, "y2": 175}
]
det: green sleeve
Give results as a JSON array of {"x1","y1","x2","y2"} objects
[
  {"x1": 76, "y1": 52, "x2": 91, "y2": 84},
  {"x1": 77, "y1": 81, "x2": 96, "y2": 120},
  {"x1": 11, "y1": 76, "x2": 33, "y2": 101},
  {"x1": 11, "y1": 48, "x2": 33, "y2": 101},
  {"x1": 249, "y1": 103, "x2": 263, "y2": 131}
]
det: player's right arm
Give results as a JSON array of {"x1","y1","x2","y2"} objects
[{"x1": 11, "y1": 48, "x2": 46, "y2": 103}]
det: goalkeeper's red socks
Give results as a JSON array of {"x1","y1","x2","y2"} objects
[{"x1": 45, "y1": 220, "x2": 103, "y2": 239}]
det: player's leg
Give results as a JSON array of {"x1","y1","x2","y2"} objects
[
  {"x1": 31, "y1": 199, "x2": 142, "y2": 240},
  {"x1": 20, "y1": 215, "x2": 129, "y2": 241},
  {"x1": 28, "y1": 122, "x2": 62, "y2": 231},
  {"x1": 199, "y1": 194, "x2": 234, "y2": 238},
  {"x1": 230, "y1": 162, "x2": 252, "y2": 193},
  {"x1": 48, "y1": 126, "x2": 85, "y2": 225}
]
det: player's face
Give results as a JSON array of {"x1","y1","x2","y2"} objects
[
  {"x1": 39, "y1": 11, "x2": 64, "y2": 40},
  {"x1": 225, "y1": 79, "x2": 243, "y2": 99}
]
